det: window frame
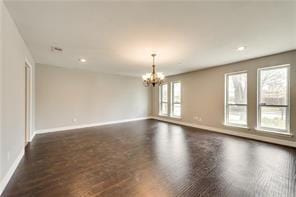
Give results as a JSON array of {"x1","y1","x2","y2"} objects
[
  {"x1": 170, "y1": 81, "x2": 181, "y2": 118},
  {"x1": 159, "y1": 83, "x2": 169, "y2": 116},
  {"x1": 257, "y1": 64, "x2": 290, "y2": 133},
  {"x1": 224, "y1": 71, "x2": 248, "y2": 128}
]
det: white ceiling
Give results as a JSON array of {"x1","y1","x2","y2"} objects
[{"x1": 4, "y1": 1, "x2": 296, "y2": 76}]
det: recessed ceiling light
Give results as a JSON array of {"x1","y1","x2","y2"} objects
[
  {"x1": 51, "y1": 46, "x2": 63, "y2": 52},
  {"x1": 237, "y1": 46, "x2": 246, "y2": 51},
  {"x1": 79, "y1": 58, "x2": 87, "y2": 63}
]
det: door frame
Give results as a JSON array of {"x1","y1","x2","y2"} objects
[{"x1": 25, "y1": 58, "x2": 33, "y2": 144}]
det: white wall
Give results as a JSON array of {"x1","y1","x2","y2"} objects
[
  {"x1": 0, "y1": 0, "x2": 35, "y2": 189},
  {"x1": 35, "y1": 64, "x2": 151, "y2": 130},
  {"x1": 152, "y1": 50, "x2": 296, "y2": 145},
  {"x1": 0, "y1": 0, "x2": 3, "y2": 181}
]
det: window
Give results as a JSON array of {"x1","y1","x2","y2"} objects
[
  {"x1": 225, "y1": 72, "x2": 248, "y2": 127},
  {"x1": 257, "y1": 65, "x2": 290, "y2": 133},
  {"x1": 171, "y1": 82, "x2": 181, "y2": 117},
  {"x1": 159, "y1": 82, "x2": 182, "y2": 117},
  {"x1": 159, "y1": 84, "x2": 168, "y2": 115}
]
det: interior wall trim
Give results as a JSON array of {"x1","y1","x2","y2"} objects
[
  {"x1": 34, "y1": 117, "x2": 152, "y2": 135},
  {"x1": 0, "y1": 117, "x2": 152, "y2": 195},
  {"x1": 29, "y1": 131, "x2": 36, "y2": 142},
  {"x1": 152, "y1": 116, "x2": 296, "y2": 148},
  {"x1": 0, "y1": 149, "x2": 24, "y2": 196}
]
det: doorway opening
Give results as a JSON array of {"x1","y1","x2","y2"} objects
[{"x1": 25, "y1": 62, "x2": 32, "y2": 146}]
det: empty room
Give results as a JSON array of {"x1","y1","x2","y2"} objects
[{"x1": 0, "y1": 0, "x2": 296, "y2": 196}]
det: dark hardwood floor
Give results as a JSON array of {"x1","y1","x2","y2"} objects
[{"x1": 2, "y1": 119, "x2": 296, "y2": 197}]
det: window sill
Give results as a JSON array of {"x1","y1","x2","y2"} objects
[
  {"x1": 158, "y1": 114, "x2": 169, "y2": 117},
  {"x1": 255, "y1": 128, "x2": 293, "y2": 137},
  {"x1": 224, "y1": 123, "x2": 249, "y2": 130},
  {"x1": 169, "y1": 116, "x2": 181, "y2": 119},
  {"x1": 158, "y1": 114, "x2": 181, "y2": 120}
]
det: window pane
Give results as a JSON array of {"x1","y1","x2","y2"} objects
[
  {"x1": 161, "y1": 103, "x2": 168, "y2": 115},
  {"x1": 260, "y1": 67, "x2": 288, "y2": 105},
  {"x1": 162, "y1": 84, "x2": 168, "y2": 102},
  {"x1": 228, "y1": 73, "x2": 247, "y2": 104},
  {"x1": 228, "y1": 105, "x2": 247, "y2": 125},
  {"x1": 260, "y1": 106, "x2": 287, "y2": 130},
  {"x1": 173, "y1": 104, "x2": 181, "y2": 117},
  {"x1": 173, "y1": 82, "x2": 181, "y2": 103}
]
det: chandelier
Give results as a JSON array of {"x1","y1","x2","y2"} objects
[{"x1": 142, "y1": 54, "x2": 165, "y2": 87}]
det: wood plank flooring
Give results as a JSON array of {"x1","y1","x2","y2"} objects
[{"x1": 2, "y1": 119, "x2": 296, "y2": 197}]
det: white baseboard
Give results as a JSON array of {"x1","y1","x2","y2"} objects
[
  {"x1": 29, "y1": 131, "x2": 36, "y2": 142},
  {"x1": 0, "y1": 117, "x2": 150, "y2": 195},
  {"x1": 152, "y1": 116, "x2": 296, "y2": 148},
  {"x1": 35, "y1": 117, "x2": 152, "y2": 134},
  {"x1": 0, "y1": 149, "x2": 24, "y2": 195},
  {"x1": 1, "y1": 117, "x2": 293, "y2": 196}
]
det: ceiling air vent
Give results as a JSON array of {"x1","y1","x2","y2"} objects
[{"x1": 51, "y1": 46, "x2": 63, "y2": 52}]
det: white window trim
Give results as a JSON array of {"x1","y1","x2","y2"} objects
[
  {"x1": 224, "y1": 71, "x2": 248, "y2": 128},
  {"x1": 170, "y1": 81, "x2": 181, "y2": 118},
  {"x1": 159, "y1": 83, "x2": 169, "y2": 116},
  {"x1": 255, "y1": 128, "x2": 293, "y2": 137},
  {"x1": 257, "y1": 64, "x2": 291, "y2": 134}
]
